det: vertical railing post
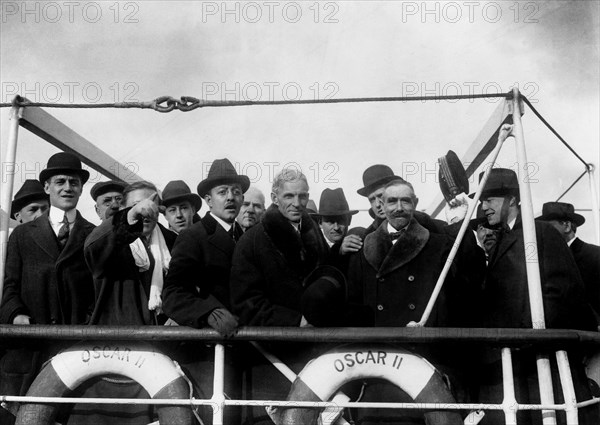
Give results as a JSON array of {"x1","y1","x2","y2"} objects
[
  {"x1": 587, "y1": 163, "x2": 600, "y2": 244},
  {"x1": 0, "y1": 103, "x2": 22, "y2": 302},
  {"x1": 501, "y1": 347, "x2": 518, "y2": 425},
  {"x1": 556, "y1": 351, "x2": 578, "y2": 424},
  {"x1": 212, "y1": 343, "x2": 226, "y2": 425},
  {"x1": 511, "y1": 87, "x2": 557, "y2": 424}
]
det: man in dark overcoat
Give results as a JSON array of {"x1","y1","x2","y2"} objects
[
  {"x1": 230, "y1": 168, "x2": 330, "y2": 424},
  {"x1": 537, "y1": 201, "x2": 600, "y2": 327},
  {"x1": 161, "y1": 158, "x2": 249, "y2": 425},
  {"x1": 0, "y1": 152, "x2": 95, "y2": 425},
  {"x1": 475, "y1": 169, "x2": 598, "y2": 425},
  {"x1": 10, "y1": 179, "x2": 49, "y2": 225},
  {"x1": 346, "y1": 178, "x2": 482, "y2": 425}
]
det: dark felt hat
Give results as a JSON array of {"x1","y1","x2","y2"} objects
[
  {"x1": 11, "y1": 180, "x2": 48, "y2": 219},
  {"x1": 312, "y1": 188, "x2": 358, "y2": 217},
  {"x1": 470, "y1": 168, "x2": 520, "y2": 199},
  {"x1": 90, "y1": 180, "x2": 126, "y2": 201},
  {"x1": 197, "y1": 158, "x2": 250, "y2": 197},
  {"x1": 536, "y1": 202, "x2": 585, "y2": 227},
  {"x1": 438, "y1": 150, "x2": 469, "y2": 202},
  {"x1": 162, "y1": 180, "x2": 202, "y2": 211},
  {"x1": 357, "y1": 164, "x2": 405, "y2": 197},
  {"x1": 301, "y1": 265, "x2": 346, "y2": 327},
  {"x1": 306, "y1": 199, "x2": 318, "y2": 215},
  {"x1": 39, "y1": 152, "x2": 90, "y2": 184}
]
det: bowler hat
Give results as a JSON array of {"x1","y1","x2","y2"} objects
[
  {"x1": 312, "y1": 188, "x2": 358, "y2": 217},
  {"x1": 162, "y1": 180, "x2": 202, "y2": 211},
  {"x1": 39, "y1": 152, "x2": 90, "y2": 184},
  {"x1": 301, "y1": 265, "x2": 346, "y2": 327},
  {"x1": 11, "y1": 180, "x2": 48, "y2": 219},
  {"x1": 197, "y1": 158, "x2": 250, "y2": 197},
  {"x1": 357, "y1": 164, "x2": 405, "y2": 197},
  {"x1": 536, "y1": 202, "x2": 585, "y2": 227},
  {"x1": 438, "y1": 150, "x2": 469, "y2": 202},
  {"x1": 90, "y1": 180, "x2": 126, "y2": 201},
  {"x1": 470, "y1": 168, "x2": 520, "y2": 199}
]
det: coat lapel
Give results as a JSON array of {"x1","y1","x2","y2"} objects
[
  {"x1": 30, "y1": 212, "x2": 60, "y2": 260},
  {"x1": 488, "y1": 220, "x2": 519, "y2": 268},
  {"x1": 202, "y1": 213, "x2": 235, "y2": 257},
  {"x1": 363, "y1": 218, "x2": 430, "y2": 278}
]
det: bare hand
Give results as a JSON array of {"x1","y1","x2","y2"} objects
[
  {"x1": 127, "y1": 192, "x2": 159, "y2": 225},
  {"x1": 498, "y1": 123, "x2": 514, "y2": 144},
  {"x1": 13, "y1": 314, "x2": 31, "y2": 325},
  {"x1": 300, "y1": 316, "x2": 313, "y2": 327},
  {"x1": 445, "y1": 192, "x2": 469, "y2": 224},
  {"x1": 207, "y1": 308, "x2": 239, "y2": 337},
  {"x1": 340, "y1": 235, "x2": 363, "y2": 255}
]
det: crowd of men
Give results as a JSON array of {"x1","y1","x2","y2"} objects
[{"x1": 1, "y1": 123, "x2": 599, "y2": 425}]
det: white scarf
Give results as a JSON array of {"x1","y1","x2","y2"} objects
[{"x1": 129, "y1": 225, "x2": 171, "y2": 314}]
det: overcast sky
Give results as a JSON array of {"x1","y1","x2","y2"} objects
[{"x1": 1, "y1": 0, "x2": 599, "y2": 240}]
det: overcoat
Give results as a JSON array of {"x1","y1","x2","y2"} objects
[
  {"x1": 0, "y1": 210, "x2": 94, "y2": 424},
  {"x1": 570, "y1": 237, "x2": 600, "y2": 322},
  {"x1": 84, "y1": 209, "x2": 176, "y2": 325}
]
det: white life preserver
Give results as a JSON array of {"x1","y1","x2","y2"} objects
[
  {"x1": 15, "y1": 341, "x2": 193, "y2": 425},
  {"x1": 278, "y1": 345, "x2": 463, "y2": 425}
]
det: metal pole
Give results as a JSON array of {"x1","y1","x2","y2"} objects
[
  {"x1": 587, "y1": 164, "x2": 600, "y2": 244},
  {"x1": 212, "y1": 343, "x2": 225, "y2": 425},
  {"x1": 555, "y1": 350, "x2": 578, "y2": 424},
  {"x1": 0, "y1": 104, "x2": 22, "y2": 303},
  {"x1": 511, "y1": 87, "x2": 557, "y2": 424},
  {"x1": 501, "y1": 348, "x2": 518, "y2": 425}
]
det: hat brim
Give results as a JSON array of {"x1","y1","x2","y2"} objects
[
  {"x1": 40, "y1": 168, "x2": 90, "y2": 185},
  {"x1": 91, "y1": 182, "x2": 126, "y2": 200},
  {"x1": 11, "y1": 193, "x2": 49, "y2": 219},
  {"x1": 469, "y1": 188, "x2": 520, "y2": 199},
  {"x1": 536, "y1": 212, "x2": 585, "y2": 227},
  {"x1": 357, "y1": 175, "x2": 402, "y2": 197},
  {"x1": 197, "y1": 176, "x2": 250, "y2": 197},
  {"x1": 162, "y1": 193, "x2": 203, "y2": 212}
]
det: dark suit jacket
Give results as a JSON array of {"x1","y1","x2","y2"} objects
[
  {"x1": 162, "y1": 213, "x2": 239, "y2": 328},
  {"x1": 1, "y1": 210, "x2": 95, "y2": 325},
  {"x1": 84, "y1": 209, "x2": 176, "y2": 325},
  {"x1": 483, "y1": 219, "x2": 596, "y2": 330},
  {"x1": 570, "y1": 237, "x2": 600, "y2": 322}
]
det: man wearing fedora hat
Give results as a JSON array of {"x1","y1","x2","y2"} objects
[
  {"x1": 1, "y1": 152, "x2": 95, "y2": 423},
  {"x1": 161, "y1": 180, "x2": 202, "y2": 234},
  {"x1": 312, "y1": 188, "x2": 358, "y2": 248},
  {"x1": 162, "y1": 158, "x2": 248, "y2": 425},
  {"x1": 90, "y1": 180, "x2": 125, "y2": 221},
  {"x1": 10, "y1": 179, "x2": 49, "y2": 225},
  {"x1": 537, "y1": 201, "x2": 600, "y2": 325},
  {"x1": 474, "y1": 168, "x2": 597, "y2": 424}
]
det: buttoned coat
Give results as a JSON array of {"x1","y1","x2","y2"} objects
[
  {"x1": 162, "y1": 213, "x2": 239, "y2": 327},
  {"x1": 347, "y1": 217, "x2": 482, "y2": 328},
  {"x1": 570, "y1": 237, "x2": 600, "y2": 322},
  {"x1": 84, "y1": 209, "x2": 176, "y2": 325}
]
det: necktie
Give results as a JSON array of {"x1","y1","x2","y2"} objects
[
  {"x1": 57, "y1": 214, "x2": 70, "y2": 249},
  {"x1": 390, "y1": 231, "x2": 403, "y2": 241}
]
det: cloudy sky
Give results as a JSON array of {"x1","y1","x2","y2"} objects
[{"x1": 1, "y1": 0, "x2": 599, "y2": 240}]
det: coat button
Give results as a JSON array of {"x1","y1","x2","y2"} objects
[
  {"x1": 50, "y1": 318, "x2": 57, "y2": 325},
  {"x1": 377, "y1": 304, "x2": 384, "y2": 311},
  {"x1": 378, "y1": 277, "x2": 385, "y2": 282},
  {"x1": 408, "y1": 303, "x2": 416, "y2": 310},
  {"x1": 408, "y1": 275, "x2": 415, "y2": 282}
]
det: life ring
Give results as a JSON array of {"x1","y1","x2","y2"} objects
[
  {"x1": 15, "y1": 341, "x2": 193, "y2": 425},
  {"x1": 279, "y1": 345, "x2": 463, "y2": 425}
]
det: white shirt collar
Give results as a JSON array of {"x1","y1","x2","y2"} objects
[
  {"x1": 210, "y1": 212, "x2": 232, "y2": 232},
  {"x1": 567, "y1": 236, "x2": 577, "y2": 247},
  {"x1": 49, "y1": 206, "x2": 77, "y2": 236},
  {"x1": 387, "y1": 222, "x2": 409, "y2": 245},
  {"x1": 507, "y1": 216, "x2": 517, "y2": 230},
  {"x1": 321, "y1": 228, "x2": 335, "y2": 248},
  {"x1": 290, "y1": 220, "x2": 302, "y2": 234}
]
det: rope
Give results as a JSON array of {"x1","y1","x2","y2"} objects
[
  {"x1": 521, "y1": 95, "x2": 590, "y2": 169},
  {"x1": 0, "y1": 93, "x2": 512, "y2": 112},
  {"x1": 555, "y1": 170, "x2": 588, "y2": 202}
]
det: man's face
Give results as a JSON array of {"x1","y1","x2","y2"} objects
[
  {"x1": 95, "y1": 191, "x2": 124, "y2": 221},
  {"x1": 237, "y1": 189, "x2": 265, "y2": 230},
  {"x1": 44, "y1": 174, "x2": 82, "y2": 211},
  {"x1": 164, "y1": 200, "x2": 195, "y2": 233},
  {"x1": 206, "y1": 184, "x2": 243, "y2": 224},
  {"x1": 125, "y1": 188, "x2": 158, "y2": 236},
  {"x1": 15, "y1": 200, "x2": 49, "y2": 224},
  {"x1": 367, "y1": 186, "x2": 386, "y2": 219},
  {"x1": 476, "y1": 224, "x2": 499, "y2": 254},
  {"x1": 321, "y1": 215, "x2": 350, "y2": 243},
  {"x1": 383, "y1": 183, "x2": 417, "y2": 230},
  {"x1": 272, "y1": 180, "x2": 309, "y2": 223},
  {"x1": 481, "y1": 196, "x2": 510, "y2": 226}
]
